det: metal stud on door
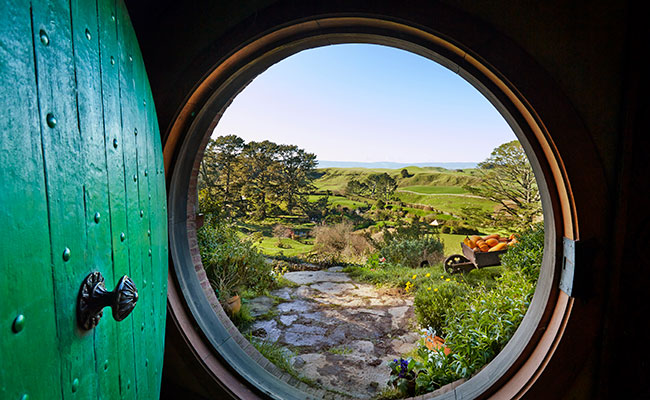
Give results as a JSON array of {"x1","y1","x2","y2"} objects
[{"x1": 0, "y1": 0, "x2": 168, "y2": 399}]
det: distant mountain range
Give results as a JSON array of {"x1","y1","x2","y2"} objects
[{"x1": 316, "y1": 160, "x2": 478, "y2": 170}]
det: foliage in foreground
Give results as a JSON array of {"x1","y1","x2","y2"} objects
[
  {"x1": 500, "y1": 223, "x2": 544, "y2": 280},
  {"x1": 197, "y1": 216, "x2": 275, "y2": 300},
  {"x1": 388, "y1": 224, "x2": 544, "y2": 397}
]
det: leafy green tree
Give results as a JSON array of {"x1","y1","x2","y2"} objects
[
  {"x1": 239, "y1": 140, "x2": 280, "y2": 219},
  {"x1": 199, "y1": 135, "x2": 245, "y2": 217},
  {"x1": 366, "y1": 173, "x2": 398, "y2": 202},
  {"x1": 466, "y1": 140, "x2": 541, "y2": 230},
  {"x1": 276, "y1": 144, "x2": 317, "y2": 213},
  {"x1": 346, "y1": 179, "x2": 370, "y2": 197}
]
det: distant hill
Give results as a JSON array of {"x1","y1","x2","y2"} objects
[
  {"x1": 313, "y1": 166, "x2": 482, "y2": 194},
  {"x1": 316, "y1": 160, "x2": 478, "y2": 169}
]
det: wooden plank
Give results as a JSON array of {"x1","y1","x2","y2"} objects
[
  {"x1": 97, "y1": 0, "x2": 137, "y2": 397},
  {"x1": 69, "y1": 0, "x2": 121, "y2": 398},
  {"x1": 0, "y1": 1, "x2": 62, "y2": 399},
  {"x1": 130, "y1": 27, "x2": 158, "y2": 398},
  {"x1": 31, "y1": 0, "x2": 97, "y2": 398},
  {"x1": 115, "y1": 2, "x2": 146, "y2": 397},
  {"x1": 147, "y1": 67, "x2": 169, "y2": 398}
]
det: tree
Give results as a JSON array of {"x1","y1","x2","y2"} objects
[
  {"x1": 346, "y1": 179, "x2": 370, "y2": 197},
  {"x1": 199, "y1": 135, "x2": 245, "y2": 217},
  {"x1": 465, "y1": 140, "x2": 541, "y2": 230},
  {"x1": 366, "y1": 173, "x2": 398, "y2": 202},
  {"x1": 276, "y1": 144, "x2": 317, "y2": 213},
  {"x1": 239, "y1": 140, "x2": 280, "y2": 219}
]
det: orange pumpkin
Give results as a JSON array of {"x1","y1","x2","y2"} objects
[{"x1": 489, "y1": 242, "x2": 508, "y2": 252}]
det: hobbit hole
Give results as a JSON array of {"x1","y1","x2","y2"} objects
[{"x1": 180, "y1": 43, "x2": 545, "y2": 399}]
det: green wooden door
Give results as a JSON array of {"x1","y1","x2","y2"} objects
[{"x1": 0, "y1": 0, "x2": 167, "y2": 399}]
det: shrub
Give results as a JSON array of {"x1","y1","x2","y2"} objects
[
  {"x1": 197, "y1": 216, "x2": 274, "y2": 300},
  {"x1": 414, "y1": 281, "x2": 468, "y2": 335},
  {"x1": 379, "y1": 236, "x2": 444, "y2": 269},
  {"x1": 500, "y1": 223, "x2": 544, "y2": 280},
  {"x1": 312, "y1": 222, "x2": 373, "y2": 263},
  {"x1": 441, "y1": 269, "x2": 534, "y2": 377},
  {"x1": 272, "y1": 224, "x2": 294, "y2": 239},
  {"x1": 439, "y1": 219, "x2": 480, "y2": 235},
  {"x1": 415, "y1": 269, "x2": 535, "y2": 393}
]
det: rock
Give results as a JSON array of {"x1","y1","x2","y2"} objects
[
  {"x1": 270, "y1": 287, "x2": 293, "y2": 300},
  {"x1": 294, "y1": 285, "x2": 314, "y2": 298},
  {"x1": 387, "y1": 306, "x2": 410, "y2": 330},
  {"x1": 310, "y1": 281, "x2": 356, "y2": 295},
  {"x1": 247, "y1": 296, "x2": 275, "y2": 317},
  {"x1": 279, "y1": 315, "x2": 297, "y2": 326},
  {"x1": 250, "y1": 319, "x2": 281, "y2": 343},
  {"x1": 292, "y1": 356, "x2": 306, "y2": 368},
  {"x1": 368, "y1": 359, "x2": 382, "y2": 367},
  {"x1": 350, "y1": 340, "x2": 374, "y2": 354},
  {"x1": 244, "y1": 268, "x2": 417, "y2": 399},
  {"x1": 277, "y1": 299, "x2": 313, "y2": 313},
  {"x1": 283, "y1": 270, "x2": 351, "y2": 285}
]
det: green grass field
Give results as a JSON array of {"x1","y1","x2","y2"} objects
[
  {"x1": 395, "y1": 191, "x2": 497, "y2": 215},
  {"x1": 307, "y1": 194, "x2": 369, "y2": 210},
  {"x1": 398, "y1": 185, "x2": 469, "y2": 194},
  {"x1": 313, "y1": 167, "x2": 480, "y2": 194},
  {"x1": 439, "y1": 233, "x2": 468, "y2": 256},
  {"x1": 254, "y1": 237, "x2": 314, "y2": 257}
]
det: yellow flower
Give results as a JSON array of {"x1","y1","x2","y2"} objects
[
  {"x1": 434, "y1": 288, "x2": 439, "y2": 292},
  {"x1": 425, "y1": 273, "x2": 431, "y2": 278},
  {"x1": 445, "y1": 278, "x2": 451, "y2": 282},
  {"x1": 412, "y1": 274, "x2": 417, "y2": 279},
  {"x1": 427, "y1": 287, "x2": 431, "y2": 291},
  {"x1": 440, "y1": 275, "x2": 444, "y2": 279}
]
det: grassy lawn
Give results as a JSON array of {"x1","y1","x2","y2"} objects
[
  {"x1": 308, "y1": 194, "x2": 369, "y2": 210},
  {"x1": 343, "y1": 263, "x2": 449, "y2": 289},
  {"x1": 253, "y1": 237, "x2": 314, "y2": 257},
  {"x1": 398, "y1": 185, "x2": 469, "y2": 194},
  {"x1": 395, "y1": 191, "x2": 497, "y2": 215},
  {"x1": 313, "y1": 167, "x2": 481, "y2": 194},
  {"x1": 439, "y1": 233, "x2": 468, "y2": 256}
]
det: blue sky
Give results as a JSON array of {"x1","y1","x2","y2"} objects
[{"x1": 212, "y1": 43, "x2": 516, "y2": 163}]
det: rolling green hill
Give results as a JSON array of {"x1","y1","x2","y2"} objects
[
  {"x1": 312, "y1": 166, "x2": 498, "y2": 217},
  {"x1": 313, "y1": 166, "x2": 482, "y2": 194}
]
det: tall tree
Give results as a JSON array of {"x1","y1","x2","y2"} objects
[
  {"x1": 466, "y1": 140, "x2": 541, "y2": 229},
  {"x1": 239, "y1": 140, "x2": 280, "y2": 219},
  {"x1": 199, "y1": 135, "x2": 245, "y2": 217},
  {"x1": 346, "y1": 179, "x2": 370, "y2": 197},
  {"x1": 276, "y1": 144, "x2": 317, "y2": 213},
  {"x1": 366, "y1": 173, "x2": 398, "y2": 202}
]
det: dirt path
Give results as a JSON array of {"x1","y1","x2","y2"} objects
[{"x1": 246, "y1": 267, "x2": 419, "y2": 399}]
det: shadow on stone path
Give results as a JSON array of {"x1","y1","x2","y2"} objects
[{"x1": 246, "y1": 267, "x2": 419, "y2": 399}]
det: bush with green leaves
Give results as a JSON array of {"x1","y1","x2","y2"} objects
[
  {"x1": 379, "y1": 236, "x2": 444, "y2": 268},
  {"x1": 414, "y1": 281, "x2": 468, "y2": 335},
  {"x1": 413, "y1": 269, "x2": 534, "y2": 393},
  {"x1": 500, "y1": 223, "x2": 544, "y2": 280},
  {"x1": 197, "y1": 216, "x2": 274, "y2": 300}
]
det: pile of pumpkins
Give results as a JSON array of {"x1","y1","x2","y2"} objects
[{"x1": 463, "y1": 233, "x2": 518, "y2": 253}]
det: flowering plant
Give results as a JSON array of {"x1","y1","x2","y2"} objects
[{"x1": 387, "y1": 357, "x2": 423, "y2": 396}]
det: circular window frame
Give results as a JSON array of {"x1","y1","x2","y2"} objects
[{"x1": 165, "y1": 16, "x2": 580, "y2": 400}]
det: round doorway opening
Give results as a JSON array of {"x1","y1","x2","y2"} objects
[{"x1": 166, "y1": 17, "x2": 573, "y2": 400}]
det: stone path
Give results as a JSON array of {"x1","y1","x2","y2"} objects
[{"x1": 246, "y1": 267, "x2": 420, "y2": 399}]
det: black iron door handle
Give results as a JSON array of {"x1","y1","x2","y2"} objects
[{"x1": 77, "y1": 272, "x2": 139, "y2": 330}]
